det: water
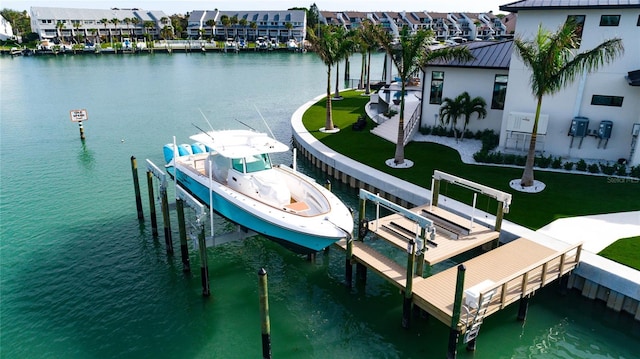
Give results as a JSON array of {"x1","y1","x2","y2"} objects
[{"x1": 1, "y1": 52, "x2": 639, "y2": 358}]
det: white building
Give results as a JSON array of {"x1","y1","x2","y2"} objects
[
  {"x1": 30, "y1": 7, "x2": 172, "y2": 43},
  {"x1": 0, "y1": 14, "x2": 15, "y2": 41},
  {"x1": 413, "y1": 0, "x2": 639, "y2": 166},
  {"x1": 187, "y1": 10, "x2": 306, "y2": 43},
  {"x1": 498, "y1": 0, "x2": 640, "y2": 166}
]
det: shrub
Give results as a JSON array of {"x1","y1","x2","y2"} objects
[
  {"x1": 599, "y1": 162, "x2": 616, "y2": 175},
  {"x1": 588, "y1": 163, "x2": 600, "y2": 173},
  {"x1": 615, "y1": 164, "x2": 627, "y2": 176},
  {"x1": 479, "y1": 130, "x2": 499, "y2": 152},
  {"x1": 419, "y1": 126, "x2": 432, "y2": 135},
  {"x1": 504, "y1": 154, "x2": 516, "y2": 165},
  {"x1": 473, "y1": 150, "x2": 488, "y2": 162},
  {"x1": 515, "y1": 155, "x2": 527, "y2": 166},
  {"x1": 551, "y1": 157, "x2": 562, "y2": 169},
  {"x1": 630, "y1": 165, "x2": 640, "y2": 179},
  {"x1": 563, "y1": 161, "x2": 574, "y2": 171},
  {"x1": 576, "y1": 159, "x2": 587, "y2": 171},
  {"x1": 535, "y1": 154, "x2": 552, "y2": 168}
]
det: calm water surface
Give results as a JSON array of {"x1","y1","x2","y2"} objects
[{"x1": 1, "y1": 53, "x2": 638, "y2": 358}]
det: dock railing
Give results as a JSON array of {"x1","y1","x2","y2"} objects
[{"x1": 459, "y1": 242, "x2": 583, "y2": 330}]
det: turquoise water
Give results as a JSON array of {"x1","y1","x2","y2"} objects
[{"x1": 1, "y1": 53, "x2": 639, "y2": 358}]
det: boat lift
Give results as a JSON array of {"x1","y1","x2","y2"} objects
[{"x1": 145, "y1": 159, "x2": 259, "y2": 296}]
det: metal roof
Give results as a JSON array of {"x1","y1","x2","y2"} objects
[
  {"x1": 427, "y1": 40, "x2": 513, "y2": 69},
  {"x1": 500, "y1": 0, "x2": 640, "y2": 12}
]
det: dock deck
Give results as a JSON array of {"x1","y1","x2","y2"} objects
[{"x1": 367, "y1": 204, "x2": 500, "y2": 266}]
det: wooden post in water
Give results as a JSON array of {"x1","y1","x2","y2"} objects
[
  {"x1": 78, "y1": 121, "x2": 85, "y2": 140},
  {"x1": 448, "y1": 264, "x2": 466, "y2": 359},
  {"x1": 517, "y1": 294, "x2": 530, "y2": 321},
  {"x1": 176, "y1": 198, "x2": 191, "y2": 272},
  {"x1": 160, "y1": 185, "x2": 174, "y2": 255},
  {"x1": 324, "y1": 179, "x2": 331, "y2": 192},
  {"x1": 402, "y1": 239, "x2": 416, "y2": 329},
  {"x1": 415, "y1": 227, "x2": 426, "y2": 277},
  {"x1": 130, "y1": 156, "x2": 144, "y2": 220},
  {"x1": 258, "y1": 268, "x2": 272, "y2": 359},
  {"x1": 146, "y1": 171, "x2": 158, "y2": 237},
  {"x1": 198, "y1": 222, "x2": 210, "y2": 296},
  {"x1": 355, "y1": 197, "x2": 367, "y2": 284}
]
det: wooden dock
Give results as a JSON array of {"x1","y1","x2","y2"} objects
[
  {"x1": 336, "y1": 237, "x2": 582, "y2": 332},
  {"x1": 337, "y1": 184, "x2": 582, "y2": 357}
]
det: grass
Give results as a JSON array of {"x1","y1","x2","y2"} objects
[
  {"x1": 302, "y1": 90, "x2": 639, "y2": 231},
  {"x1": 599, "y1": 236, "x2": 640, "y2": 270}
]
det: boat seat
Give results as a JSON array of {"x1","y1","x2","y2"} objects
[{"x1": 284, "y1": 201, "x2": 310, "y2": 212}]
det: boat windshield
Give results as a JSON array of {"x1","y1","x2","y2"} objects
[{"x1": 232, "y1": 153, "x2": 272, "y2": 173}]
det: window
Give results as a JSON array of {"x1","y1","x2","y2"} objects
[
  {"x1": 637, "y1": 14, "x2": 640, "y2": 26},
  {"x1": 491, "y1": 75, "x2": 508, "y2": 110},
  {"x1": 591, "y1": 95, "x2": 623, "y2": 107},
  {"x1": 566, "y1": 15, "x2": 585, "y2": 47},
  {"x1": 429, "y1": 71, "x2": 444, "y2": 104},
  {"x1": 600, "y1": 15, "x2": 620, "y2": 26}
]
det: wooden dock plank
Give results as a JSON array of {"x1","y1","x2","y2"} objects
[
  {"x1": 412, "y1": 238, "x2": 565, "y2": 329},
  {"x1": 367, "y1": 204, "x2": 499, "y2": 266}
]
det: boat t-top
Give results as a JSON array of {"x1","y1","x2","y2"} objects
[{"x1": 164, "y1": 129, "x2": 354, "y2": 253}]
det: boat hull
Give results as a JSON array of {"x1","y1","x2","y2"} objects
[{"x1": 174, "y1": 165, "x2": 352, "y2": 254}]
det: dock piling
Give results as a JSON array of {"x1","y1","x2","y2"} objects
[
  {"x1": 198, "y1": 222, "x2": 210, "y2": 296},
  {"x1": 402, "y1": 239, "x2": 416, "y2": 329},
  {"x1": 160, "y1": 184, "x2": 174, "y2": 255},
  {"x1": 517, "y1": 294, "x2": 530, "y2": 321},
  {"x1": 146, "y1": 171, "x2": 158, "y2": 236},
  {"x1": 258, "y1": 268, "x2": 272, "y2": 359},
  {"x1": 130, "y1": 156, "x2": 144, "y2": 220},
  {"x1": 176, "y1": 199, "x2": 191, "y2": 272},
  {"x1": 448, "y1": 264, "x2": 466, "y2": 359}
]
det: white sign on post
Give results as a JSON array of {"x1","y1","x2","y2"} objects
[{"x1": 70, "y1": 109, "x2": 88, "y2": 122}]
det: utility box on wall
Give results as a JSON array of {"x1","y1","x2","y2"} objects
[
  {"x1": 568, "y1": 117, "x2": 589, "y2": 137},
  {"x1": 598, "y1": 120, "x2": 613, "y2": 139}
]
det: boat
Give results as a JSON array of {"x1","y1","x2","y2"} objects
[
  {"x1": 255, "y1": 37, "x2": 268, "y2": 51},
  {"x1": 286, "y1": 38, "x2": 299, "y2": 51},
  {"x1": 224, "y1": 38, "x2": 238, "y2": 53},
  {"x1": 268, "y1": 38, "x2": 279, "y2": 50},
  {"x1": 164, "y1": 129, "x2": 354, "y2": 254}
]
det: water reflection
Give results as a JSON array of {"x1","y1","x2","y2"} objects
[{"x1": 77, "y1": 141, "x2": 95, "y2": 171}]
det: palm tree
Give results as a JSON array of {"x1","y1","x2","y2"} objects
[
  {"x1": 250, "y1": 22, "x2": 257, "y2": 41},
  {"x1": 220, "y1": 15, "x2": 230, "y2": 40},
  {"x1": 439, "y1": 94, "x2": 464, "y2": 139},
  {"x1": 285, "y1": 22, "x2": 293, "y2": 41},
  {"x1": 100, "y1": 18, "x2": 108, "y2": 44},
  {"x1": 514, "y1": 19, "x2": 623, "y2": 187},
  {"x1": 459, "y1": 92, "x2": 487, "y2": 141},
  {"x1": 110, "y1": 18, "x2": 120, "y2": 44},
  {"x1": 205, "y1": 19, "x2": 216, "y2": 40},
  {"x1": 360, "y1": 21, "x2": 385, "y2": 95},
  {"x1": 239, "y1": 18, "x2": 248, "y2": 40},
  {"x1": 378, "y1": 26, "x2": 474, "y2": 165},
  {"x1": 307, "y1": 25, "x2": 342, "y2": 132},
  {"x1": 333, "y1": 27, "x2": 355, "y2": 99},
  {"x1": 131, "y1": 17, "x2": 140, "y2": 40}
]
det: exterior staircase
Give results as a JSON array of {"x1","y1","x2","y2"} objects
[{"x1": 370, "y1": 100, "x2": 421, "y2": 145}]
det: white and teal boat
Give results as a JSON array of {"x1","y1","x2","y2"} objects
[{"x1": 164, "y1": 129, "x2": 354, "y2": 254}]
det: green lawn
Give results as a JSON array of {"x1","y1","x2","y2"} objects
[
  {"x1": 302, "y1": 90, "x2": 639, "y2": 270},
  {"x1": 599, "y1": 236, "x2": 640, "y2": 270}
]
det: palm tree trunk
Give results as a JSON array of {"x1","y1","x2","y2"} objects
[
  {"x1": 359, "y1": 52, "x2": 365, "y2": 90},
  {"x1": 520, "y1": 96, "x2": 543, "y2": 187},
  {"x1": 334, "y1": 61, "x2": 341, "y2": 99},
  {"x1": 394, "y1": 82, "x2": 406, "y2": 164},
  {"x1": 325, "y1": 66, "x2": 334, "y2": 130},
  {"x1": 365, "y1": 50, "x2": 372, "y2": 95}
]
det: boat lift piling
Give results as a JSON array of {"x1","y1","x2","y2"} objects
[
  {"x1": 146, "y1": 159, "x2": 173, "y2": 255},
  {"x1": 146, "y1": 170, "x2": 158, "y2": 236},
  {"x1": 130, "y1": 156, "x2": 144, "y2": 220},
  {"x1": 176, "y1": 198, "x2": 191, "y2": 272},
  {"x1": 447, "y1": 265, "x2": 466, "y2": 359}
]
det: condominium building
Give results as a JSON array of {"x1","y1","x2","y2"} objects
[
  {"x1": 29, "y1": 7, "x2": 172, "y2": 43},
  {"x1": 186, "y1": 10, "x2": 306, "y2": 43}
]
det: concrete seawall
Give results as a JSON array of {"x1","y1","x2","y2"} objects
[{"x1": 291, "y1": 93, "x2": 640, "y2": 321}]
